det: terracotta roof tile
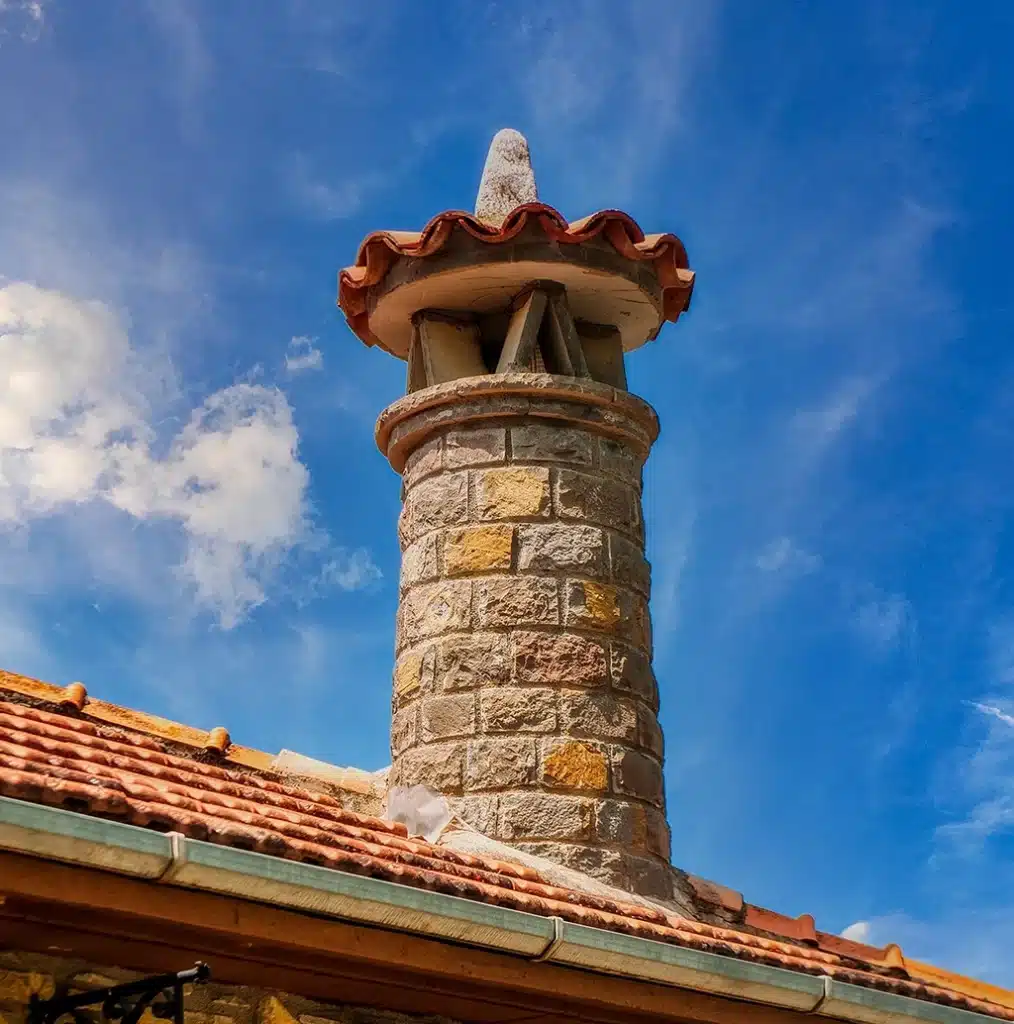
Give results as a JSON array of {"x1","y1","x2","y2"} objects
[
  {"x1": 337, "y1": 203, "x2": 695, "y2": 349},
  {"x1": 0, "y1": 689, "x2": 1011, "y2": 1020}
]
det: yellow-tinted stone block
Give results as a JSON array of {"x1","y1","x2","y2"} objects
[
  {"x1": 475, "y1": 467, "x2": 550, "y2": 519},
  {"x1": 543, "y1": 740, "x2": 608, "y2": 791},
  {"x1": 258, "y1": 997, "x2": 297, "y2": 1024},
  {"x1": 0, "y1": 972, "x2": 55, "y2": 1003},
  {"x1": 574, "y1": 581, "x2": 620, "y2": 628},
  {"x1": 444, "y1": 524, "x2": 514, "y2": 575},
  {"x1": 394, "y1": 654, "x2": 424, "y2": 698}
]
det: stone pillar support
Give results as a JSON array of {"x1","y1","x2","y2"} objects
[{"x1": 378, "y1": 373, "x2": 671, "y2": 898}]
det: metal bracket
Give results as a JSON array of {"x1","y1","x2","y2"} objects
[{"x1": 28, "y1": 963, "x2": 211, "y2": 1024}]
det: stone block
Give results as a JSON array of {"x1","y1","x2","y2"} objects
[
  {"x1": 443, "y1": 524, "x2": 514, "y2": 575},
  {"x1": 565, "y1": 581, "x2": 648, "y2": 645},
  {"x1": 645, "y1": 806, "x2": 672, "y2": 859},
  {"x1": 402, "y1": 436, "x2": 442, "y2": 488},
  {"x1": 259, "y1": 998, "x2": 296, "y2": 1024},
  {"x1": 510, "y1": 425, "x2": 595, "y2": 466},
  {"x1": 498, "y1": 792, "x2": 594, "y2": 841},
  {"x1": 420, "y1": 693, "x2": 476, "y2": 741},
  {"x1": 474, "y1": 576, "x2": 559, "y2": 627},
  {"x1": 445, "y1": 427, "x2": 507, "y2": 467},
  {"x1": 515, "y1": 841, "x2": 625, "y2": 887},
  {"x1": 0, "y1": 971, "x2": 55, "y2": 1002},
  {"x1": 611, "y1": 747, "x2": 664, "y2": 806},
  {"x1": 399, "y1": 532, "x2": 440, "y2": 591},
  {"x1": 399, "y1": 472, "x2": 467, "y2": 546},
  {"x1": 623, "y1": 853, "x2": 674, "y2": 899},
  {"x1": 560, "y1": 692, "x2": 637, "y2": 742},
  {"x1": 517, "y1": 524, "x2": 607, "y2": 576},
  {"x1": 595, "y1": 799, "x2": 648, "y2": 849},
  {"x1": 452, "y1": 793, "x2": 500, "y2": 832},
  {"x1": 638, "y1": 709, "x2": 665, "y2": 758},
  {"x1": 610, "y1": 645, "x2": 658, "y2": 706},
  {"x1": 436, "y1": 633, "x2": 511, "y2": 690},
  {"x1": 609, "y1": 533, "x2": 651, "y2": 596},
  {"x1": 473, "y1": 467, "x2": 550, "y2": 520},
  {"x1": 555, "y1": 470, "x2": 638, "y2": 535},
  {"x1": 599, "y1": 436, "x2": 643, "y2": 486},
  {"x1": 397, "y1": 580, "x2": 471, "y2": 645},
  {"x1": 513, "y1": 631, "x2": 608, "y2": 687},
  {"x1": 390, "y1": 706, "x2": 418, "y2": 756},
  {"x1": 392, "y1": 647, "x2": 435, "y2": 704},
  {"x1": 542, "y1": 740, "x2": 608, "y2": 791},
  {"x1": 480, "y1": 687, "x2": 557, "y2": 733},
  {"x1": 465, "y1": 737, "x2": 538, "y2": 789},
  {"x1": 392, "y1": 742, "x2": 464, "y2": 793}
]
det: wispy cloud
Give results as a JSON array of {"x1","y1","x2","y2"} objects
[
  {"x1": 852, "y1": 589, "x2": 914, "y2": 655},
  {"x1": 0, "y1": 0, "x2": 44, "y2": 42},
  {"x1": 284, "y1": 153, "x2": 377, "y2": 222},
  {"x1": 285, "y1": 335, "x2": 323, "y2": 374},
  {"x1": 755, "y1": 537, "x2": 822, "y2": 577}
]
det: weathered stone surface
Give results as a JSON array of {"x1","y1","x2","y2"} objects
[
  {"x1": 420, "y1": 694, "x2": 476, "y2": 741},
  {"x1": 473, "y1": 466, "x2": 550, "y2": 520},
  {"x1": 638, "y1": 709, "x2": 665, "y2": 758},
  {"x1": 480, "y1": 687, "x2": 557, "y2": 733},
  {"x1": 392, "y1": 647, "x2": 435, "y2": 703},
  {"x1": 474, "y1": 576, "x2": 558, "y2": 626},
  {"x1": 517, "y1": 524, "x2": 607, "y2": 576},
  {"x1": 608, "y1": 533, "x2": 651, "y2": 595},
  {"x1": 498, "y1": 792, "x2": 594, "y2": 840},
  {"x1": 510, "y1": 424, "x2": 595, "y2": 466},
  {"x1": 399, "y1": 472, "x2": 467, "y2": 546},
  {"x1": 392, "y1": 742, "x2": 464, "y2": 792},
  {"x1": 397, "y1": 580, "x2": 471, "y2": 645},
  {"x1": 542, "y1": 740, "x2": 608, "y2": 791},
  {"x1": 566, "y1": 581, "x2": 648, "y2": 644},
  {"x1": 452, "y1": 793, "x2": 500, "y2": 832},
  {"x1": 555, "y1": 470, "x2": 637, "y2": 534},
  {"x1": 465, "y1": 737, "x2": 538, "y2": 789},
  {"x1": 0, "y1": 971, "x2": 54, "y2": 1002},
  {"x1": 444, "y1": 427, "x2": 507, "y2": 467},
  {"x1": 598, "y1": 436, "x2": 643, "y2": 486},
  {"x1": 623, "y1": 852, "x2": 674, "y2": 899},
  {"x1": 645, "y1": 806, "x2": 672, "y2": 859},
  {"x1": 443, "y1": 524, "x2": 514, "y2": 575},
  {"x1": 400, "y1": 532, "x2": 441, "y2": 590},
  {"x1": 610, "y1": 645, "x2": 657, "y2": 706},
  {"x1": 611, "y1": 747, "x2": 664, "y2": 806},
  {"x1": 436, "y1": 633, "x2": 510, "y2": 690},
  {"x1": 391, "y1": 706, "x2": 418, "y2": 756},
  {"x1": 402, "y1": 436, "x2": 442, "y2": 488},
  {"x1": 561, "y1": 692, "x2": 637, "y2": 742},
  {"x1": 595, "y1": 799, "x2": 647, "y2": 849},
  {"x1": 259, "y1": 996, "x2": 296, "y2": 1024},
  {"x1": 514, "y1": 841, "x2": 625, "y2": 887},
  {"x1": 514, "y1": 631, "x2": 608, "y2": 687}
]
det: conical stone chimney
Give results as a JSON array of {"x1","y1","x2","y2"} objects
[{"x1": 337, "y1": 129, "x2": 694, "y2": 898}]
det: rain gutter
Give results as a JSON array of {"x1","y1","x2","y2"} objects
[{"x1": 0, "y1": 797, "x2": 994, "y2": 1024}]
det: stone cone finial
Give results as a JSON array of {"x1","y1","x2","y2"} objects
[{"x1": 474, "y1": 129, "x2": 538, "y2": 227}]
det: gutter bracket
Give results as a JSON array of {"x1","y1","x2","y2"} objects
[
  {"x1": 808, "y1": 976, "x2": 833, "y2": 1015},
  {"x1": 156, "y1": 832, "x2": 188, "y2": 884},
  {"x1": 531, "y1": 917, "x2": 565, "y2": 963}
]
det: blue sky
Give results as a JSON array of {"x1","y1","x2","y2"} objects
[{"x1": 2, "y1": 0, "x2": 1014, "y2": 985}]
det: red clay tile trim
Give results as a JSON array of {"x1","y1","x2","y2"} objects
[
  {"x1": 337, "y1": 203, "x2": 695, "y2": 348},
  {"x1": 745, "y1": 905, "x2": 818, "y2": 945},
  {"x1": 686, "y1": 874, "x2": 744, "y2": 914},
  {"x1": 1, "y1": 697, "x2": 1012, "y2": 1020}
]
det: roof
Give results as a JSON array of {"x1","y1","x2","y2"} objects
[
  {"x1": 1, "y1": 669, "x2": 1012, "y2": 1021},
  {"x1": 337, "y1": 202, "x2": 695, "y2": 349}
]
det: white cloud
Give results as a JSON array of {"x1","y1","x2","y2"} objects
[
  {"x1": 285, "y1": 335, "x2": 323, "y2": 373},
  {"x1": 755, "y1": 536, "x2": 821, "y2": 577},
  {"x1": 0, "y1": 0, "x2": 44, "y2": 41},
  {"x1": 0, "y1": 280, "x2": 373, "y2": 628},
  {"x1": 840, "y1": 920, "x2": 871, "y2": 943},
  {"x1": 285, "y1": 153, "x2": 374, "y2": 221}
]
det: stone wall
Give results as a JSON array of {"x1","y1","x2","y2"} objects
[
  {"x1": 381, "y1": 377, "x2": 671, "y2": 899},
  {"x1": 0, "y1": 952, "x2": 458, "y2": 1024}
]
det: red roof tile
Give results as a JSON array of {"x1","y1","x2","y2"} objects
[
  {"x1": 1, "y1": 687, "x2": 1012, "y2": 1020},
  {"x1": 337, "y1": 203, "x2": 695, "y2": 349}
]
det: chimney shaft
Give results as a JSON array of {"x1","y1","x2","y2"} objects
[{"x1": 337, "y1": 130, "x2": 694, "y2": 900}]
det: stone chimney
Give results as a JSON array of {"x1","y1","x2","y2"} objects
[{"x1": 337, "y1": 129, "x2": 694, "y2": 899}]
